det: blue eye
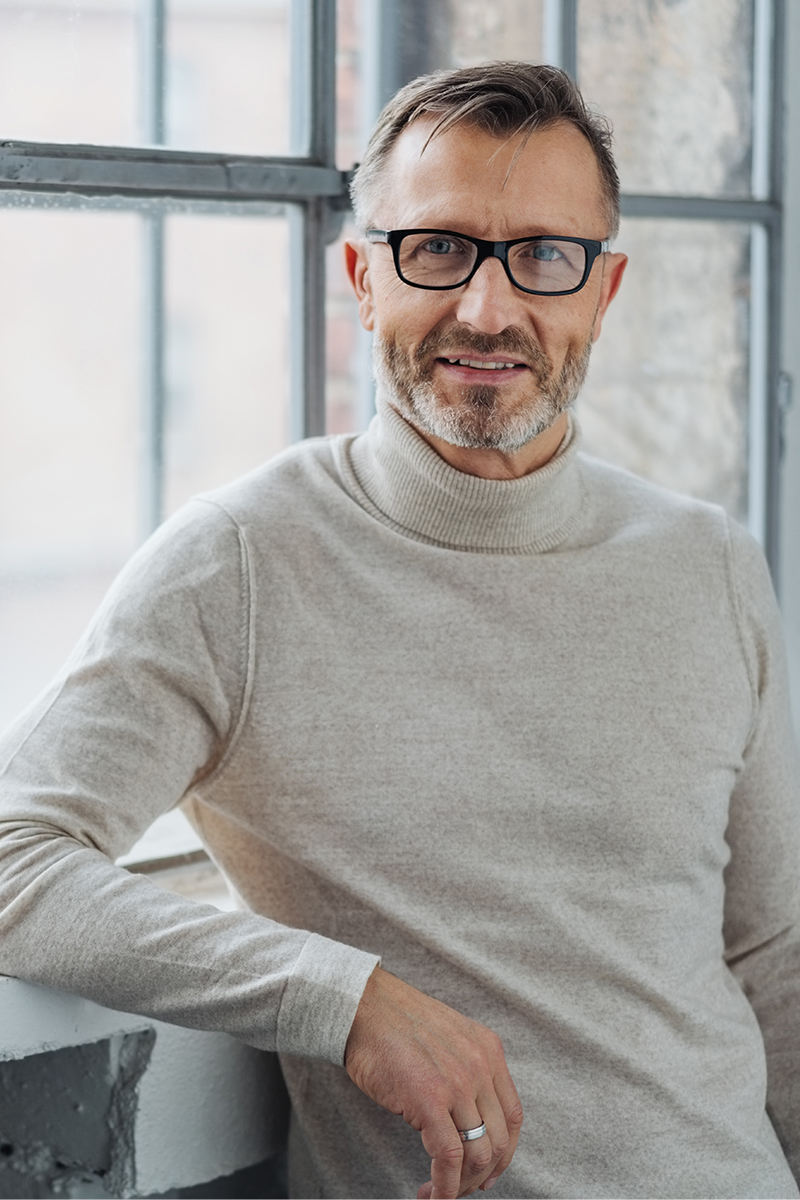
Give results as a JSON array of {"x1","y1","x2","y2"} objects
[
  {"x1": 424, "y1": 238, "x2": 458, "y2": 255},
  {"x1": 530, "y1": 242, "x2": 564, "y2": 261}
]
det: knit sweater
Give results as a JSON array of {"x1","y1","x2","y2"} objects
[{"x1": 1, "y1": 401, "x2": 799, "y2": 1199}]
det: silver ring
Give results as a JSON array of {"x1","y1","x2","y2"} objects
[{"x1": 459, "y1": 1122, "x2": 487, "y2": 1142}]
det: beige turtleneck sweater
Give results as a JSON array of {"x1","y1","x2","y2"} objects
[{"x1": 1, "y1": 403, "x2": 799, "y2": 1199}]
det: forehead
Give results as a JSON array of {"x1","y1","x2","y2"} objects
[{"x1": 379, "y1": 118, "x2": 608, "y2": 239}]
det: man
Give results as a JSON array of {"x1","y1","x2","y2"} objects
[{"x1": 1, "y1": 62, "x2": 799, "y2": 1199}]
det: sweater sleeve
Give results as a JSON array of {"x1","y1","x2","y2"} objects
[
  {"x1": 0, "y1": 499, "x2": 378, "y2": 1064},
  {"x1": 722, "y1": 519, "x2": 800, "y2": 1178}
]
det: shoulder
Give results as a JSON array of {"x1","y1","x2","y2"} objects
[
  {"x1": 577, "y1": 451, "x2": 732, "y2": 546},
  {"x1": 575, "y1": 452, "x2": 778, "y2": 636},
  {"x1": 111, "y1": 436, "x2": 348, "y2": 583},
  {"x1": 198, "y1": 435, "x2": 346, "y2": 527},
  {"x1": 574, "y1": 451, "x2": 760, "y2": 585}
]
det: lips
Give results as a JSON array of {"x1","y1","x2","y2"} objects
[{"x1": 442, "y1": 357, "x2": 527, "y2": 370}]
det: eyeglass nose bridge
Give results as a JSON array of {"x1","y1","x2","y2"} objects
[{"x1": 463, "y1": 238, "x2": 518, "y2": 289}]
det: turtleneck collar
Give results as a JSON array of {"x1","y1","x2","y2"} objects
[{"x1": 339, "y1": 394, "x2": 585, "y2": 554}]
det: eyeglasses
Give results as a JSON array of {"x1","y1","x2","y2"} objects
[{"x1": 366, "y1": 229, "x2": 610, "y2": 296}]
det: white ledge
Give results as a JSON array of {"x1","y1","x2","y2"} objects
[
  {"x1": 0, "y1": 975, "x2": 288, "y2": 1194},
  {"x1": 0, "y1": 975, "x2": 151, "y2": 1061}
]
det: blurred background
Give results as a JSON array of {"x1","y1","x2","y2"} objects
[{"x1": 0, "y1": 0, "x2": 798, "y2": 865}]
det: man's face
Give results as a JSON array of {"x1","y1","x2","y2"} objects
[{"x1": 346, "y1": 119, "x2": 627, "y2": 459}]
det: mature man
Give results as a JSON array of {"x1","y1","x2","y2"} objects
[{"x1": 1, "y1": 62, "x2": 799, "y2": 1199}]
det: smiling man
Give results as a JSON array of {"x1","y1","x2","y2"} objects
[
  {"x1": 2, "y1": 63, "x2": 800, "y2": 1200},
  {"x1": 350, "y1": 118, "x2": 624, "y2": 478}
]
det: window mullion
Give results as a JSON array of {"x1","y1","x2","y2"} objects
[
  {"x1": 289, "y1": 0, "x2": 338, "y2": 440},
  {"x1": 140, "y1": 0, "x2": 167, "y2": 536},
  {"x1": 543, "y1": 0, "x2": 578, "y2": 80}
]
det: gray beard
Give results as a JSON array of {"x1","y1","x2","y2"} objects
[{"x1": 373, "y1": 323, "x2": 592, "y2": 453}]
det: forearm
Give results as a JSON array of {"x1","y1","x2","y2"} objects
[{"x1": 0, "y1": 822, "x2": 377, "y2": 1061}]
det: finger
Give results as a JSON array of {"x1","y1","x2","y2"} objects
[
  {"x1": 480, "y1": 1070, "x2": 524, "y2": 1190},
  {"x1": 420, "y1": 1114, "x2": 465, "y2": 1200},
  {"x1": 452, "y1": 1108, "x2": 499, "y2": 1195}
]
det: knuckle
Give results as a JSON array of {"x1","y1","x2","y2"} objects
[
  {"x1": 492, "y1": 1133, "x2": 511, "y2": 1160},
  {"x1": 484, "y1": 1029, "x2": 504, "y2": 1055},
  {"x1": 439, "y1": 1144, "x2": 465, "y2": 1169},
  {"x1": 506, "y1": 1101, "x2": 525, "y2": 1132},
  {"x1": 465, "y1": 1147, "x2": 493, "y2": 1175}
]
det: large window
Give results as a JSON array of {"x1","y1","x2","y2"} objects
[{"x1": 0, "y1": 0, "x2": 794, "y2": 872}]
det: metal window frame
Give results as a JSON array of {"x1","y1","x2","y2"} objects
[
  {"x1": 0, "y1": 0, "x2": 349, "y2": 534},
  {"x1": 0, "y1": 0, "x2": 787, "y2": 575},
  {"x1": 545, "y1": 0, "x2": 785, "y2": 581}
]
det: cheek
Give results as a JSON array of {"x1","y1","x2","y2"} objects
[
  {"x1": 372, "y1": 283, "x2": 456, "y2": 342},
  {"x1": 533, "y1": 297, "x2": 598, "y2": 358}
]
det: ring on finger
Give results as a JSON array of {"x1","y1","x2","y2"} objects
[{"x1": 458, "y1": 1122, "x2": 487, "y2": 1142}]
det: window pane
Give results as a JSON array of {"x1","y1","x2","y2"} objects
[
  {"x1": 335, "y1": 0, "x2": 544, "y2": 172},
  {"x1": 578, "y1": 218, "x2": 750, "y2": 520},
  {"x1": 326, "y1": 221, "x2": 373, "y2": 436},
  {"x1": 165, "y1": 0, "x2": 291, "y2": 155},
  {"x1": 0, "y1": 0, "x2": 138, "y2": 145},
  {"x1": 163, "y1": 212, "x2": 290, "y2": 515},
  {"x1": 0, "y1": 208, "x2": 141, "y2": 731},
  {"x1": 578, "y1": 0, "x2": 756, "y2": 198},
  {"x1": 446, "y1": 0, "x2": 544, "y2": 66},
  {"x1": 336, "y1": 0, "x2": 363, "y2": 172}
]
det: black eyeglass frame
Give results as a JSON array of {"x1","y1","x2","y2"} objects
[{"x1": 366, "y1": 229, "x2": 611, "y2": 297}]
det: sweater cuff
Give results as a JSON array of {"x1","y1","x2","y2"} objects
[{"x1": 275, "y1": 933, "x2": 380, "y2": 1065}]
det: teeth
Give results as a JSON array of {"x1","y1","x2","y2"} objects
[{"x1": 447, "y1": 358, "x2": 518, "y2": 369}]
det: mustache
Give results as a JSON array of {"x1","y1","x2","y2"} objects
[{"x1": 412, "y1": 323, "x2": 551, "y2": 375}]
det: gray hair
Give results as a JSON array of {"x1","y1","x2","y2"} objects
[{"x1": 350, "y1": 61, "x2": 620, "y2": 238}]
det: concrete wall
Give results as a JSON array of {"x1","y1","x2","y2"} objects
[{"x1": 0, "y1": 978, "x2": 288, "y2": 1199}]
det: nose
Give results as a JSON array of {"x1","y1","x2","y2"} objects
[{"x1": 454, "y1": 254, "x2": 525, "y2": 335}]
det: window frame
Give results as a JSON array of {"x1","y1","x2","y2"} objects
[
  {"x1": 543, "y1": 0, "x2": 787, "y2": 577},
  {"x1": 0, "y1": 0, "x2": 791, "y2": 869},
  {"x1": 0, "y1": 0, "x2": 347, "y2": 536}
]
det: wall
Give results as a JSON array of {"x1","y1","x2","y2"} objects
[{"x1": 0, "y1": 977, "x2": 289, "y2": 1199}]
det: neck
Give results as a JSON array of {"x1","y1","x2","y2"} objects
[{"x1": 394, "y1": 410, "x2": 571, "y2": 480}]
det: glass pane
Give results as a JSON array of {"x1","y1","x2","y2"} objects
[
  {"x1": 578, "y1": 0, "x2": 756, "y2": 198},
  {"x1": 163, "y1": 212, "x2": 290, "y2": 515},
  {"x1": 336, "y1": 0, "x2": 363, "y2": 172},
  {"x1": 447, "y1": 0, "x2": 544, "y2": 66},
  {"x1": 326, "y1": 220, "x2": 373, "y2": 436},
  {"x1": 335, "y1": 0, "x2": 544, "y2": 171},
  {"x1": 0, "y1": 0, "x2": 138, "y2": 145},
  {"x1": 165, "y1": 0, "x2": 291, "y2": 155},
  {"x1": 0, "y1": 208, "x2": 141, "y2": 732},
  {"x1": 578, "y1": 218, "x2": 750, "y2": 519}
]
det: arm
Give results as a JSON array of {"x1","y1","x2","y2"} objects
[
  {"x1": 0, "y1": 500, "x2": 378, "y2": 1060},
  {"x1": 722, "y1": 521, "x2": 800, "y2": 1178},
  {"x1": 0, "y1": 499, "x2": 521, "y2": 1198}
]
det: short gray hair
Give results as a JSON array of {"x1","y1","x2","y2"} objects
[{"x1": 350, "y1": 61, "x2": 620, "y2": 238}]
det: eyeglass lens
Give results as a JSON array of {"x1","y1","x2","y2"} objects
[{"x1": 396, "y1": 233, "x2": 588, "y2": 293}]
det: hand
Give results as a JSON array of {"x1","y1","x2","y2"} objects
[{"x1": 344, "y1": 965, "x2": 523, "y2": 1199}]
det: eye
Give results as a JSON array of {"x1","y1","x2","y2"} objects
[
  {"x1": 421, "y1": 236, "x2": 466, "y2": 256},
  {"x1": 528, "y1": 241, "x2": 566, "y2": 262}
]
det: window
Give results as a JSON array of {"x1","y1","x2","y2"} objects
[{"x1": 1, "y1": 0, "x2": 796, "y2": 871}]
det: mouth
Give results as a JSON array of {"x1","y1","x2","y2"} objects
[
  {"x1": 443, "y1": 357, "x2": 527, "y2": 370},
  {"x1": 435, "y1": 355, "x2": 530, "y2": 383}
]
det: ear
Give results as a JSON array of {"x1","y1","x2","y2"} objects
[
  {"x1": 592, "y1": 252, "x2": 627, "y2": 343},
  {"x1": 344, "y1": 238, "x2": 375, "y2": 332}
]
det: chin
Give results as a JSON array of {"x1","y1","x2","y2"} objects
[
  {"x1": 374, "y1": 336, "x2": 591, "y2": 453},
  {"x1": 400, "y1": 383, "x2": 566, "y2": 452}
]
